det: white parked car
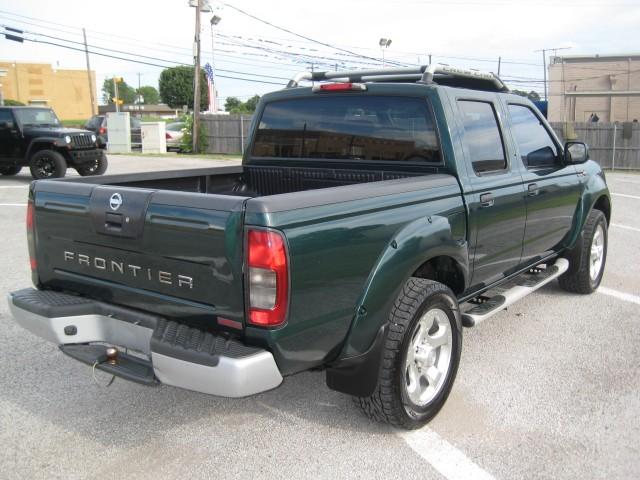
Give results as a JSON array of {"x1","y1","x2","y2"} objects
[{"x1": 165, "y1": 122, "x2": 185, "y2": 152}]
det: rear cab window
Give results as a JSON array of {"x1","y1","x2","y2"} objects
[
  {"x1": 457, "y1": 100, "x2": 507, "y2": 175},
  {"x1": 251, "y1": 96, "x2": 441, "y2": 164}
]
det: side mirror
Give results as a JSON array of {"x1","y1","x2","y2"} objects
[{"x1": 565, "y1": 141, "x2": 589, "y2": 164}]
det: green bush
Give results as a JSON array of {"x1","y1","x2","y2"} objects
[
  {"x1": 4, "y1": 99, "x2": 25, "y2": 106},
  {"x1": 180, "y1": 114, "x2": 208, "y2": 154}
]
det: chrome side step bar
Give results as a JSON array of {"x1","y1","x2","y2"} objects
[{"x1": 462, "y1": 258, "x2": 569, "y2": 327}]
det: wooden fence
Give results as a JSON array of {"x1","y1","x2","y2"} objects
[
  {"x1": 201, "y1": 114, "x2": 253, "y2": 155},
  {"x1": 201, "y1": 116, "x2": 640, "y2": 170},
  {"x1": 550, "y1": 122, "x2": 640, "y2": 170}
]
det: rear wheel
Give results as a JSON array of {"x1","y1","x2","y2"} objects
[
  {"x1": 559, "y1": 209, "x2": 608, "y2": 294},
  {"x1": 0, "y1": 165, "x2": 22, "y2": 176},
  {"x1": 355, "y1": 278, "x2": 462, "y2": 429},
  {"x1": 77, "y1": 154, "x2": 108, "y2": 176},
  {"x1": 29, "y1": 150, "x2": 67, "y2": 179}
]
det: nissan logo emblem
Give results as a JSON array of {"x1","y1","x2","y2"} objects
[{"x1": 109, "y1": 193, "x2": 123, "y2": 211}]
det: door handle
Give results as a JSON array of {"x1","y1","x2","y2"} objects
[
  {"x1": 527, "y1": 183, "x2": 539, "y2": 196},
  {"x1": 480, "y1": 192, "x2": 494, "y2": 208}
]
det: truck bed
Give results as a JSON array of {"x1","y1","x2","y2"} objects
[
  {"x1": 30, "y1": 164, "x2": 461, "y2": 373},
  {"x1": 59, "y1": 164, "x2": 437, "y2": 197}
]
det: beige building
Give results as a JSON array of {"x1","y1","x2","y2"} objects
[
  {"x1": 548, "y1": 54, "x2": 640, "y2": 123},
  {"x1": 0, "y1": 61, "x2": 96, "y2": 120}
]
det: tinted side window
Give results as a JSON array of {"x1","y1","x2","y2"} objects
[
  {"x1": 458, "y1": 101, "x2": 506, "y2": 174},
  {"x1": 0, "y1": 110, "x2": 14, "y2": 127},
  {"x1": 508, "y1": 104, "x2": 558, "y2": 168}
]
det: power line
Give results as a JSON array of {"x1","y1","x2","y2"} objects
[
  {"x1": 1, "y1": 24, "x2": 291, "y2": 83},
  {"x1": 221, "y1": 3, "x2": 409, "y2": 67}
]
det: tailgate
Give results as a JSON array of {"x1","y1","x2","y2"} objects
[{"x1": 31, "y1": 182, "x2": 248, "y2": 327}]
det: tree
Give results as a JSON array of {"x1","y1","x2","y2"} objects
[
  {"x1": 512, "y1": 90, "x2": 541, "y2": 102},
  {"x1": 4, "y1": 99, "x2": 25, "y2": 106},
  {"x1": 158, "y1": 66, "x2": 209, "y2": 110},
  {"x1": 224, "y1": 95, "x2": 260, "y2": 114},
  {"x1": 136, "y1": 86, "x2": 160, "y2": 105},
  {"x1": 102, "y1": 78, "x2": 136, "y2": 105}
]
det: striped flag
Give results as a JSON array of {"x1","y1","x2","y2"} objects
[{"x1": 204, "y1": 63, "x2": 216, "y2": 113}]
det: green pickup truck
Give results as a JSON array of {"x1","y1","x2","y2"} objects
[{"x1": 8, "y1": 65, "x2": 610, "y2": 429}]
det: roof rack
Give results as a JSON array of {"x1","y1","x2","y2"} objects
[{"x1": 285, "y1": 64, "x2": 509, "y2": 93}]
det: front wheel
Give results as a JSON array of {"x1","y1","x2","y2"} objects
[
  {"x1": 355, "y1": 278, "x2": 462, "y2": 429},
  {"x1": 29, "y1": 150, "x2": 67, "y2": 179},
  {"x1": 0, "y1": 165, "x2": 22, "y2": 176},
  {"x1": 77, "y1": 154, "x2": 108, "y2": 176},
  {"x1": 559, "y1": 209, "x2": 608, "y2": 294}
]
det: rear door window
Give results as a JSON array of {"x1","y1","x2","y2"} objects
[
  {"x1": 252, "y1": 96, "x2": 441, "y2": 163},
  {"x1": 85, "y1": 116, "x2": 103, "y2": 130},
  {"x1": 457, "y1": 100, "x2": 507, "y2": 174}
]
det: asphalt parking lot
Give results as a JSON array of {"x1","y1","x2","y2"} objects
[{"x1": 0, "y1": 156, "x2": 638, "y2": 480}]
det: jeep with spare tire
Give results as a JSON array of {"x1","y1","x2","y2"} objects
[{"x1": 0, "y1": 106, "x2": 108, "y2": 179}]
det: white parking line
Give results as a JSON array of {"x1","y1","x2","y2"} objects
[
  {"x1": 0, "y1": 203, "x2": 27, "y2": 207},
  {"x1": 598, "y1": 287, "x2": 640, "y2": 306},
  {"x1": 611, "y1": 192, "x2": 640, "y2": 200},
  {"x1": 612, "y1": 223, "x2": 640, "y2": 233},
  {"x1": 397, "y1": 428, "x2": 495, "y2": 480},
  {"x1": 0, "y1": 186, "x2": 28, "y2": 189}
]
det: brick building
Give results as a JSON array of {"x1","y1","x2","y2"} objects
[
  {"x1": 0, "y1": 61, "x2": 96, "y2": 120},
  {"x1": 548, "y1": 54, "x2": 640, "y2": 123}
]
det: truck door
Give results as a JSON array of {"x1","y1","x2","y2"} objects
[
  {"x1": 455, "y1": 98, "x2": 527, "y2": 288},
  {"x1": 505, "y1": 103, "x2": 581, "y2": 264},
  {"x1": 0, "y1": 110, "x2": 20, "y2": 161}
]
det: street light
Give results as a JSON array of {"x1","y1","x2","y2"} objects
[{"x1": 379, "y1": 38, "x2": 392, "y2": 68}]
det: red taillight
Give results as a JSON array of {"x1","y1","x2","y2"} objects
[
  {"x1": 99, "y1": 127, "x2": 106, "y2": 135},
  {"x1": 165, "y1": 132, "x2": 173, "y2": 140},
  {"x1": 26, "y1": 202, "x2": 34, "y2": 231},
  {"x1": 247, "y1": 229, "x2": 288, "y2": 327},
  {"x1": 313, "y1": 82, "x2": 367, "y2": 92},
  {"x1": 26, "y1": 201, "x2": 36, "y2": 271}
]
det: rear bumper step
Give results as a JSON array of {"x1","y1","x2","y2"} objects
[{"x1": 7, "y1": 288, "x2": 283, "y2": 398}]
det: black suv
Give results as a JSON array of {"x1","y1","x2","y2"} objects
[{"x1": 0, "y1": 106, "x2": 108, "y2": 179}]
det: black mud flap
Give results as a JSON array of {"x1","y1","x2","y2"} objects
[{"x1": 60, "y1": 344, "x2": 157, "y2": 385}]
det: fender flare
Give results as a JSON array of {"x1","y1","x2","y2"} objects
[
  {"x1": 326, "y1": 214, "x2": 469, "y2": 396},
  {"x1": 25, "y1": 138, "x2": 64, "y2": 162}
]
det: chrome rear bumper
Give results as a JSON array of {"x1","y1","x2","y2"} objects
[{"x1": 8, "y1": 289, "x2": 283, "y2": 398}]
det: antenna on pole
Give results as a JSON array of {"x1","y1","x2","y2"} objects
[{"x1": 535, "y1": 46, "x2": 571, "y2": 102}]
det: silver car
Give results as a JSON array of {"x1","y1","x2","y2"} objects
[{"x1": 165, "y1": 122, "x2": 185, "y2": 152}]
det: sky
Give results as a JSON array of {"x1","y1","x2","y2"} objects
[{"x1": 1, "y1": 0, "x2": 639, "y2": 108}]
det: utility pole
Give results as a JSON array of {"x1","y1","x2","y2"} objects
[
  {"x1": 428, "y1": 53, "x2": 432, "y2": 65},
  {"x1": 497, "y1": 56, "x2": 502, "y2": 76},
  {"x1": 192, "y1": 1, "x2": 202, "y2": 154},
  {"x1": 113, "y1": 76, "x2": 120, "y2": 112},
  {"x1": 82, "y1": 28, "x2": 95, "y2": 115},
  {"x1": 535, "y1": 46, "x2": 571, "y2": 102}
]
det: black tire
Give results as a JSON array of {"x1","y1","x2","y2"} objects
[
  {"x1": 29, "y1": 150, "x2": 67, "y2": 179},
  {"x1": 77, "y1": 154, "x2": 108, "y2": 176},
  {"x1": 355, "y1": 278, "x2": 462, "y2": 429},
  {"x1": 0, "y1": 165, "x2": 22, "y2": 176},
  {"x1": 559, "y1": 209, "x2": 608, "y2": 294}
]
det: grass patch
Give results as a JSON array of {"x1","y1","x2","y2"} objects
[{"x1": 61, "y1": 119, "x2": 86, "y2": 128}]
